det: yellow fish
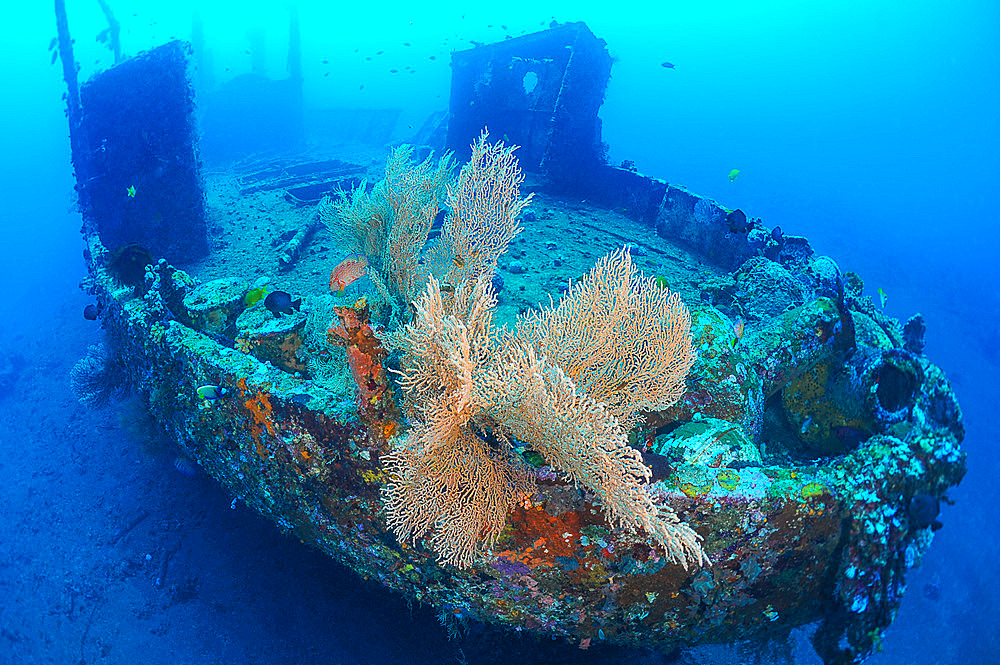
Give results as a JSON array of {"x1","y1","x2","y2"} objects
[
  {"x1": 728, "y1": 169, "x2": 740, "y2": 182},
  {"x1": 245, "y1": 286, "x2": 269, "y2": 306}
]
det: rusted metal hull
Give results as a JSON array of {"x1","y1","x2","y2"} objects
[{"x1": 84, "y1": 223, "x2": 965, "y2": 663}]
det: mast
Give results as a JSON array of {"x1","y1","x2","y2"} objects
[{"x1": 54, "y1": 0, "x2": 92, "y2": 219}]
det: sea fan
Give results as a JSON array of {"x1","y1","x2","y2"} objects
[
  {"x1": 69, "y1": 342, "x2": 129, "y2": 407},
  {"x1": 694, "y1": 198, "x2": 723, "y2": 226}
]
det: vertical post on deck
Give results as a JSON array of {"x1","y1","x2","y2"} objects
[{"x1": 54, "y1": 0, "x2": 92, "y2": 217}]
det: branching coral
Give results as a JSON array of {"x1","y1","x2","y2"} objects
[
  {"x1": 384, "y1": 251, "x2": 706, "y2": 570},
  {"x1": 383, "y1": 275, "x2": 534, "y2": 567},
  {"x1": 346, "y1": 132, "x2": 704, "y2": 570},
  {"x1": 383, "y1": 425, "x2": 534, "y2": 569},
  {"x1": 423, "y1": 129, "x2": 534, "y2": 288},
  {"x1": 321, "y1": 131, "x2": 532, "y2": 332},
  {"x1": 70, "y1": 342, "x2": 128, "y2": 407},
  {"x1": 484, "y1": 333, "x2": 706, "y2": 569},
  {"x1": 321, "y1": 145, "x2": 454, "y2": 323},
  {"x1": 516, "y1": 246, "x2": 696, "y2": 431}
]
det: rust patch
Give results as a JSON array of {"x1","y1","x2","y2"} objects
[
  {"x1": 327, "y1": 302, "x2": 401, "y2": 434},
  {"x1": 236, "y1": 377, "x2": 278, "y2": 459}
]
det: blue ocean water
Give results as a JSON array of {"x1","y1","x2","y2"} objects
[{"x1": 0, "y1": 1, "x2": 996, "y2": 663}]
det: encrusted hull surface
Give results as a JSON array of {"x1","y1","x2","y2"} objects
[{"x1": 82, "y1": 178, "x2": 965, "y2": 662}]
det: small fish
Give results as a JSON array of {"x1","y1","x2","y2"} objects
[
  {"x1": 732, "y1": 318, "x2": 745, "y2": 347},
  {"x1": 660, "y1": 61, "x2": 675, "y2": 69},
  {"x1": 908, "y1": 494, "x2": 942, "y2": 530},
  {"x1": 452, "y1": 254, "x2": 466, "y2": 268},
  {"x1": 322, "y1": 59, "x2": 329, "y2": 64},
  {"x1": 244, "y1": 285, "x2": 269, "y2": 306},
  {"x1": 654, "y1": 275, "x2": 670, "y2": 290},
  {"x1": 197, "y1": 385, "x2": 228, "y2": 401},
  {"x1": 264, "y1": 290, "x2": 302, "y2": 317},
  {"x1": 877, "y1": 287, "x2": 888, "y2": 308},
  {"x1": 728, "y1": 168, "x2": 740, "y2": 182},
  {"x1": 126, "y1": 184, "x2": 136, "y2": 198},
  {"x1": 641, "y1": 450, "x2": 671, "y2": 482},
  {"x1": 726, "y1": 208, "x2": 749, "y2": 233},
  {"x1": 429, "y1": 55, "x2": 436, "y2": 60},
  {"x1": 83, "y1": 303, "x2": 102, "y2": 320},
  {"x1": 389, "y1": 69, "x2": 399, "y2": 73},
  {"x1": 330, "y1": 254, "x2": 368, "y2": 294}
]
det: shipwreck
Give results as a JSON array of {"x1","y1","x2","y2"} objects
[{"x1": 57, "y1": 11, "x2": 965, "y2": 665}]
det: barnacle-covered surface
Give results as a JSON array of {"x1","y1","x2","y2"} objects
[{"x1": 80, "y1": 149, "x2": 967, "y2": 664}]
